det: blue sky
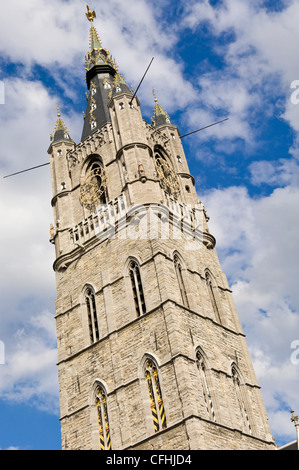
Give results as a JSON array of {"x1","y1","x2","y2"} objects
[{"x1": 0, "y1": 0, "x2": 299, "y2": 450}]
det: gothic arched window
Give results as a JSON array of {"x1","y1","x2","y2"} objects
[
  {"x1": 196, "y1": 350, "x2": 216, "y2": 422},
  {"x1": 96, "y1": 387, "x2": 112, "y2": 450},
  {"x1": 174, "y1": 254, "x2": 189, "y2": 307},
  {"x1": 129, "y1": 260, "x2": 146, "y2": 317},
  {"x1": 103, "y1": 79, "x2": 111, "y2": 89},
  {"x1": 205, "y1": 270, "x2": 221, "y2": 324},
  {"x1": 154, "y1": 148, "x2": 180, "y2": 198},
  {"x1": 85, "y1": 286, "x2": 99, "y2": 343},
  {"x1": 87, "y1": 159, "x2": 108, "y2": 204},
  {"x1": 231, "y1": 365, "x2": 252, "y2": 435},
  {"x1": 145, "y1": 359, "x2": 167, "y2": 433},
  {"x1": 80, "y1": 156, "x2": 108, "y2": 211}
]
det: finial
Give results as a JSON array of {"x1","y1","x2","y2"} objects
[
  {"x1": 86, "y1": 5, "x2": 96, "y2": 23},
  {"x1": 151, "y1": 89, "x2": 171, "y2": 126},
  {"x1": 52, "y1": 104, "x2": 71, "y2": 140},
  {"x1": 291, "y1": 410, "x2": 299, "y2": 451},
  {"x1": 291, "y1": 409, "x2": 299, "y2": 426}
]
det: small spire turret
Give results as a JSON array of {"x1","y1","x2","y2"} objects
[
  {"x1": 51, "y1": 105, "x2": 73, "y2": 144},
  {"x1": 151, "y1": 90, "x2": 171, "y2": 128}
]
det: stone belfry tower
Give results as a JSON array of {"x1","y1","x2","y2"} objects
[{"x1": 48, "y1": 6, "x2": 275, "y2": 450}]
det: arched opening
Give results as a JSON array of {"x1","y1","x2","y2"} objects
[
  {"x1": 231, "y1": 365, "x2": 252, "y2": 435},
  {"x1": 80, "y1": 155, "x2": 108, "y2": 210},
  {"x1": 196, "y1": 348, "x2": 216, "y2": 422},
  {"x1": 174, "y1": 253, "x2": 189, "y2": 307},
  {"x1": 95, "y1": 385, "x2": 112, "y2": 450},
  {"x1": 154, "y1": 147, "x2": 180, "y2": 198},
  {"x1": 205, "y1": 270, "x2": 222, "y2": 324},
  {"x1": 128, "y1": 259, "x2": 146, "y2": 317},
  {"x1": 84, "y1": 285, "x2": 99, "y2": 343},
  {"x1": 144, "y1": 358, "x2": 167, "y2": 433}
]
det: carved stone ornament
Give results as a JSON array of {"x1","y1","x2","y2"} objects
[
  {"x1": 68, "y1": 153, "x2": 80, "y2": 168},
  {"x1": 155, "y1": 156, "x2": 180, "y2": 198},
  {"x1": 144, "y1": 122, "x2": 170, "y2": 150}
]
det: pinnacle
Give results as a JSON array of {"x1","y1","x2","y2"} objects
[
  {"x1": 51, "y1": 105, "x2": 72, "y2": 143},
  {"x1": 54, "y1": 105, "x2": 68, "y2": 133},
  {"x1": 151, "y1": 90, "x2": 171, "y2": 127},
  {"x1": 89, "y1": 24, "x2": 102, "y2": 51}
]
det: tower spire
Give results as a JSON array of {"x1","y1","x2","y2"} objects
[
  {"x1": 151, "y1": 89, "x2": 171, "y2": 128},
  {"x1": 86, "y1": 6, "x2": 103, "y2": 51},
  {"x1": 51, "y1": 104, "x2": 72, "y2": 144},
  {"x1": 89, "y1": 23, "x2": 102, "y2": 51},
  {"x1": 84, "y1": 5, "x2": 115, "y2": 77},
  {"x1": 81, "y1": 5, "x2": 133, "y2": 142}
]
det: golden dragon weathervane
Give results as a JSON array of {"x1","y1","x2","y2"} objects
[{"x1": 86, "y1": 5, "x2": 96, "y2": 22}]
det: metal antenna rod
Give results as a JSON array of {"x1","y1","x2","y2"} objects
[
  {"x1": 180, "y1": 118, "x2": 229, "y2": 139},
  {"x1": 129, "y1": 57, "x2": 154, "y2": 105},
  {"x1": 3, "y1": 162, "x2": 50, "y2": 179}
]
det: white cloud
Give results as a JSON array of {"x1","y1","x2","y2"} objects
[
  {"x1": 0, "y1": 78, "x2": 62, "y2": 307},
  {"x1": 183, "y1": 0, "x2": 299, "y2": 85},
  {"x1": 0, "y1": 310, "x2": 59, "y2": 413},
  {"x1": 0, "y1": 446, "x2": 20, "y2": 450},
  {"x1": 0, "y1": 0, "x2": 85, "y2": 68},
  {"x1": 249, "y1": 158, "x2": 299, "y2": 186},
  {"x1": 0, "y1": 0, "x2": 195, "y2": 117},
  {"x1": 0, "y1": 77, "x2": 62, "y2": 409},
  {"x1": 178, "y1": 0, "x2": 299, "y2": 158}
]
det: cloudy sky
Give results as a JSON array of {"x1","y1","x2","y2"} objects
[{"x1": 0, "y1": 0, "x2": 299, "y2": 450}]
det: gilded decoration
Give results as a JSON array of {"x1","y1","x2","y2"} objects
[
  {"x1": 86, "y1": 5, "x2": 96, "y2": 23},
  {"x1": 155, "y1": 156, "x2": 180, "y2": 198},
  {"x1": 84, "y1": 6, "x2": 116, "y2": 73},
  {"x1": 79, "y1": 166, "x2": 108, "y2": 211}
]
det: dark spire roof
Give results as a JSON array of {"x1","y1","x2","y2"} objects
[
  {"x1": 84, "y1": 6, "x2": 117, "y2": 88},
  {"x1": 151, "y1": 90, "x2": 172, "y2": 128},
  {"x1": 50, "y1": 105, "x2": 73, "y2": 144},
  {"x1": 81, "y1": 6, "x2": 133, "y2": 142}
]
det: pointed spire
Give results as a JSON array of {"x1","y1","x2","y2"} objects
[
  {"x1": 51, "y1": 104, "x2": 73, "y2": 144},
  {"x1": 54, "y1": 104, "x2": 68, "y2": 132},
  {"x1": 89, "y1": 23, "x2": 102, "y2": 50},
  {"x1": 86, "y1": 6, "x2": 102, "y2": 50},
  {"x1": 84, "y1": 5, "x2": 115, "y2": 74},
  {"x1": 151, "y1": 90, "x2": 171, "y2": 128},
  {"x1": 81, "y1": 5, "x2": 132, "y2": 141}
]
